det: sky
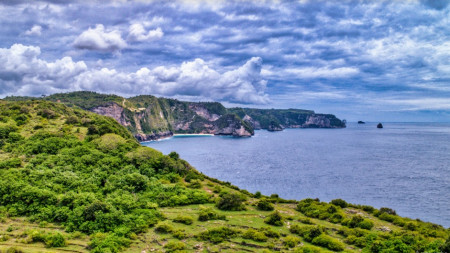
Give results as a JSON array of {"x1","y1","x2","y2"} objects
[{"x1": 0, "y1": 0, "x2": 450, "y2": 122}]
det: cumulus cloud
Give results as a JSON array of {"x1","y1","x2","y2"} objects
[
  {"x1": 0, "y1": 44, "x2": 269, "y2": 104},
  {"x1": 24, "y1": 25, "x2": 42, "y2": 36},
  {"x1": 127, "y1": 24, "x2": 163, "y2": 42},
  {"x1": 73, "y1": 24, "x2": 126, "y2": 52},
  {"x1": 0, "y1": 44, "x2": 87, "y2": 95}
]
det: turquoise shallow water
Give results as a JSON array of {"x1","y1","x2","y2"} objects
[{"x1": 143, "y1": 122, "x2": 450, "y2": 227}]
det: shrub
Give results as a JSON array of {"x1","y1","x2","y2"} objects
[
  {"x1": 298, "y1": 217, "x2": 314, "y2": 224},
  {"x1": 44, "y1": 232, "x2": 66, "y2": 247},
  {"x1": 171, "y1": 230, "x2": 187, "y2": 240},
  {"x1": 164, "y1": 241, "x2": 186, "y2": 252},
  {"x1": 242, "y1": 228, "x2": 268, "y2": 242},
  {"x1": 329, "y1": 213, "x2": 343, "y2": 223},
  {"x1": 254, "y1": 191, "x2": 262, "y2": 198},
  {"x1": 345, "y1": 235, "x2": 367, "y2": 248},
  {"x1": 290, "y1": 225, "x2": 323, "y2": 242},
  {"x1": 198, "y1": 206, "x2": 226, "y2": 221},
  {"x1": 331, "y1": 199, "x2": 348, "y2": 208},
  {"x1": 256, "y1": 198, "x2": 274, "y2": 211},
  {"x1": 379, "y1": 207, "x2": 397, "y2": 215},
  {"x1": 378, "y1": 213, "x2": 396, "y2": 222},
  {"x1": 184, "y1": 170, "x2": 203, "y2": 182},
  {"x1": 216, "y1": 192, "x2": 246, "y2": 211},
  {"x1": 154, "y1": 223, "x2": 174, "y2": 234},
  {"x1": 311, "y1": 234, "x2": 345, "y2": 251},
  {"x1": 358, "y1": 220, "x2": 374, "y2": 230},
  {"x1": 188, "y1": 179, "x2": 202, "y2": 189},
  {"x1": 65, "y1": 116, "x2": 79, "y2": 125},
  {"x1": 264, "y1": 211, "x2": 283, "y2": 226},
  {"x1": 37, "y1": 109, "x2": 58, "y2": 119},
  {"x1": 344, "y1": 215, "x2": 373, "y2": 230},
  {"x1": 258, "y1": 227, "x2": 280, "y2": 238},
  {"x1": 88, "y1": 232, "x2": 131, "y2": 253},
  {"x1": 173, "y1": 215, "x2": 193, "y2": 225},
  {"x1": 197, "y1": 227, "x2": 238, "y2": 244},
  {"x1": 362, "y1": 205, "x2": 375, "y2": 213},
  {"x1": 283, "y1": 235, "x2": 301, "y2": 248}
]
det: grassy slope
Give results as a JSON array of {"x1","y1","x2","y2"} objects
[{"x1": 0, "y1": 100, "x2": 448, "y2": 253}]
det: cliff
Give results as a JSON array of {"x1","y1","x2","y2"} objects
[
  {"x1": 229, "y1": 107, "x2": 346, "y2": 130},
  {"x1": 3, "y1": 91, "x2": 345, "y2": 140},
  {"x1": 39, "y1": 92, "x2": 254, "y2": 139}
]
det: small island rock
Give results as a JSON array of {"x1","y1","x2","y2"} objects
[{"x1": 377, "y1": 123, "x2": 383, "y2": 128}]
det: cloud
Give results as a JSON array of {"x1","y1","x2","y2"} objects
[
  {"x1": 127, "y1": 24, "x2": 163, "y2": 42},
  {"x1": 420, "y1": 0, "x2": 449, "y2": 10},
  {"x1": 0, "y1": 44, "x2": 87, "y2": 95},
  {"x1": 1, "y1": 1, "x2": 450, "y2": 120},
  {"x1": 73, "y1": 24, "x2": 126, "y2": 52},
  {"x1": 285, "y1": 67, "x2": 359, "y2": 79},
  {"x1": 24, "y1": 25, "x2": 42, "y2": 36},
  {"x1": 0, "y1": 44, "x2": 269, "y2": 104}
]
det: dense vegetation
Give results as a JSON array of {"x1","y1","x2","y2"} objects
[
  {"x1": 5, "y1": 92, "x2": 345, "y2": 140},
  {"x1": 0, "y1": 100, "x2": 448, "y2": 252}
]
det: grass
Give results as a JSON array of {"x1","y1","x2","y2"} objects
[{"x1": 0, "y1": 177, "x2": 448, "y2": 252}]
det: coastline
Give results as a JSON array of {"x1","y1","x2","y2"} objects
[
  {"x1": 173, "y1": 133, "x2": 214, "y2": 136},
  {"x1": 140, "y1": 133, "x2": 215, "y2": 143}
]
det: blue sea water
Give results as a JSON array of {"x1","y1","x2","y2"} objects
[{"x1": 142, "y1": 122, "x2": 450, "y2": 227}]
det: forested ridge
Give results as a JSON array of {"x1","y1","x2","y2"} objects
[{"x1": 0, "y1": 100, "x2": 448, "y2": 252}]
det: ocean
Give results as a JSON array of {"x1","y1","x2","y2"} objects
[{"x1": 142, "y1": 122, "x2": 450, "y2": 227}]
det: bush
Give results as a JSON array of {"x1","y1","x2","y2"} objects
[
  {"x1": 164, "y1": 241, "x2": 186, "y2": 252},
  {"x1": 259, "y1": 227, "x2": 280, "y2": 238},
  {"x1": 198, "y1": 206, "x2": 226, "y2": 221},
  {"x1": 331, "y1": 199, "x2": 348, "y2": 208},
  {"x1": 184, "y1": 170, "x2": 203, "y2": 182},
  {"x1": 256, "y1": 198, "x2": 274, "y2": 211},
  {"x1": 88, "y1": 232, "x2": 131, "y2": 253},
  {"x1": 171, "y1": 230, "x2": 187, "y2": 240},
  {"x1": 298, "y1": 217, "x2": 314, "y2": 224},
  {"x1": 188, "y1": 179, "x2": 202, "y2": 189},
  {"x1": 358, "y1": 220, "x2": 374, "y2": 230},
  {"x1": 379, "y1": 207, "x2": 397, "y2": 215},
  {"x1": 154, "y1": 223, "x2": 174, "y2": 234},
  {"x1": 173, "y1": 215, "x2": 193, "y2": 225},
  {"x1": 329, "y1": 213, "x2": 343, "y2": 223},
  {"x1": 44, "y1": 232, "x2": 66, "y2": 247},
  {"x1": 242, "y1": 228, "x2": 268, "y2": 242},
  {"x1": 311, "y1": 234, "x2": 345, "y2": 251},
  {"x1": 362, "y1": 205, "x2": 375, "y2": 213},
  {"x1": 344, "y1": 215, "x2": 373, "y2": 230},
  {"x1": 216, "y1": 192, "x2": 246, "y2": 211},
  {"x1": 283, "y1": 235, "x2": 301, "y2": 248},
  {"x1": 290, "y1": 225, "x2": 323, "y2": 242},
  {"x1": 264, "y1": 211, "x2": 283, "y2": 226},
  {"x1": 197, "y1": 227, "x2": 238, "y2": 244}
]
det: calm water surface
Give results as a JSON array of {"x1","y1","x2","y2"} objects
[{"x1": 143, "y1": 123, "x2": 450, "y2": 227}]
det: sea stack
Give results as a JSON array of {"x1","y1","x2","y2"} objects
[{"x1": 377, "y1": 123, "x2": 383, "y2": 128}]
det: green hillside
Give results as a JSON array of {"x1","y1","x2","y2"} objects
[
  {"x1": 0, "y1": 100, "x2": 448, "y2": 253},
  {"x1": 4, "y1": 92, "x2": 346, "y2": 141}
]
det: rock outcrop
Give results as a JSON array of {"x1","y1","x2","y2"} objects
[{"x1": 25, "y1": 91, "x2": 346, "y2": 141}]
